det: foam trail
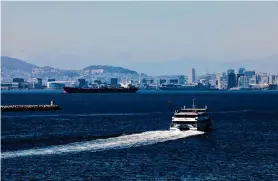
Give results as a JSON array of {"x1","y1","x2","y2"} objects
[{"x1": 1, "y1": 130, "x2": 203, "y2": 159}]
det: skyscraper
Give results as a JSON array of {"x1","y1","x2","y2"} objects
[
  {"x1": 268, "y1": 75, "x2": 276, "y2": 84},
  {"x1": 78, "y1": 79, "x2": 86, "y2": 88},
  {"x1": 245, "y1": 71, "x2": 255, "y2": 78},
  {"x1": 216, "y1": 72, "x2": 222, "y2": 89},
  {"x1": 178, "y1": 75, "x2": 185, "y2": 85},
  {"x1": 110, "y1": 78, "x2": 118, "y2": 87},
  {"x1": 188, "y1": 68, "x2": 196, "y2": 84},
  {"x1": 238, "y1": 76, "x2": 249, "y2": 88},
  {"x1": 227, "y1": 69, "x2": 236, "y2": 89},
  {"x1": 238, "y1": 68, "x2": 246, "y2": 75},
  {"x1": 236, "y1": 73, "x2": 244, "y2": 87}
]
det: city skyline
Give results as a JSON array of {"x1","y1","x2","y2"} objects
[{"x1": 2, "y1": 1, "x2": 278, "y2": 75}]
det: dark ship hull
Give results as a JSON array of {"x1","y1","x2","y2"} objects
[{"x1": 63, "y1": 87, "x2": 139, "y2": 93}]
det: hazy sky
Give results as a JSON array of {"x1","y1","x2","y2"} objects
[{"x1": 2, "y1": 1, "x2": 278, "y2": 74}]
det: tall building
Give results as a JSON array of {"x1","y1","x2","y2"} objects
[
  {"x1": 236, "y1": 73, "x2": 244, "y2": 87},
  {"x1": 29, "y1": 78, "x2": 42, "y2": 89},
  {"x1": 227, "y1": 70, "x2": 236, "y2": 89},
  {"x1": 249, "y1": 75, "x2": 257, "y2": 84},
  {"x1": 268, "y1": 75, "x2": 276, "y2": 84},
  {"x1": 216, "y1": 73, "x2": 222, "y2": 89},
  {"x1": 238, "y1": 68, "x2": 246, "y2": 75},
  {"x1": 179, "y1": 75, "x2": 185, "y2": 85},
  {"x1": 78, "y1": 79, "x2": 86, "y2": 88},
  {"x1": 188, "y1": 68, "x2": 196, "y2": 84},
  {"x1": 110, "y1": 78, "x2": 118, "y2": 87},
  {"x1": 227, "y1": 69, "x2": 235, "y2": 74},
  {"x1": 245, "y1": 71, "x2": 255, "y2": 78},
  {"x1": 13, "y1": 78, "x2": 25, "y2": 88},
  {"x1": 238, "y1": 76, "x2": 249, "y2": 88}
]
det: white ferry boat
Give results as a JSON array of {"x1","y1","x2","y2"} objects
[{"x1": 170, "y1": 99, "x2": 212, "y2": 132}]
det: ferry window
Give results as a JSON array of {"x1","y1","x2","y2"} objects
[{"x1": 175, "y1": 115, "x2": 196, "y2": 118}]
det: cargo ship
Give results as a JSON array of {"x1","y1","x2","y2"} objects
[{"x1": 63, "y1": 86, "x2": 139, "y2": 93}]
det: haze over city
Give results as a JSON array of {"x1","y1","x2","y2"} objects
[{"x1": 2, "y1": 1, "x2": 278, "y2": 75}]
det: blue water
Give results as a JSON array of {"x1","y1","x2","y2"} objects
[{"x1": 1, "y1": 91, "x2": 278, "y2": 180}]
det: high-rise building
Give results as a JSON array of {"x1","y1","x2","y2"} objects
[
  {"x1": 227, "y1": 70, "x2": 236, "y2": 89},
  {"x1": 29, "y1": 78, "x2": 42, "y2": 89},
  {"x1": 227, "y1": 69, "x2": 234, "y2": 75},
  {"x1": 216, "y1": 73, "x2": 222, "y2": 89},
  {"x1": 236, "y1": 73, "x2": 244, "y2": 87},
  {"x1": 238, "y1": 68, "x2": 246, "y2": 75},
  {"x1": 78, "y1": 79, "x2": 86, "y2": 88},
  {"x1": 13, "y1": 78, "x2": 25, "y2": 88},
  {"x1": 245, "y1": 71, "x2": 255, "y2": 78},
  {"x1": 179, "y1": 75, "x2": 185, "y2": 85},
  {"x1": 268, "y1": 75, "x2": 276, "y2": 84},
  {"x1": 188, "y1": 68, "x2": 196, "y2": 84},
  {"x1": 238, "y1": 76, "x2": 249, "y2": 88},
  {"x1": 249, "y1": 75, "x2": 257, "y2": 84},
  {"x1": 110, "y1": 78, "x2": 118, "y2": 87}
]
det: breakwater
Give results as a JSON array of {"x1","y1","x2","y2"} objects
[{"x1": 1, "y1": 101, "x2": 61, "y2": 112}]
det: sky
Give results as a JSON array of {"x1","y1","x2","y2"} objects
[{"x1": 1, "y1": 1, "x2": 278, "y2": 75}]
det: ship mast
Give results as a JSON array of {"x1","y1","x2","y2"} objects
[{"x1": 192, "y1": 99, "x2": 196, "y2": 109}]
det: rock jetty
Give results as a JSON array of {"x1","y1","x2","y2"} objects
[{"x1": 1, "y1": 101, "x2": 61, "y2": 112}]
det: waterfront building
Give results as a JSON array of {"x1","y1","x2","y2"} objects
[
  {"x1": 47, "y1": 82, "x2": 65, "y2": 89},
  {"x1": 238, "y1": 68, "x2": 246, "y2": 75},
  {"x1": 13, "y1": 78, "x2": 25, "y2": 88},
  {"x1": 159, "y1": 79, "x2": 167, "y2": 85},
  {"x1": 268, "y1": 75, "x2": 276, "y2": 84},
  {"x1": 111, "y1": 78, "x2": 118, "y2": 87},
  {"x1": 238, "y1": 76, "x2": 249, "y2": 88},
  {"x1": 1, "y1": 82, "x2": 19, "y2": 89},
  {"x1": 227, "y1": 70, "x2": 236, "y2": 89},
  {"x1": 188, "y1": 68, "x2": 196, "y2": 84},
  {"x1": 179, "y1": 75, "x2": 185, "y2": 85},
  {"x1": 78, "y1": 79, "x2": 86, "y2": 88},
  {"x1": 169, "y1": 79, "x2": 179, "y2": 84},
  {"x1": 48, "y1": 79, "x2": 56, "y2": 82},
  {"x1": 29, "y1": 78, "x2": 42, "y2": 89},
  {"x1": 245, "y1": 71, "x2": 255, "y2": 78}
]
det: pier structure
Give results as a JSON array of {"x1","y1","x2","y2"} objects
[{"x1": 1, "y1": 101, "x2": 61, "y2": 112}]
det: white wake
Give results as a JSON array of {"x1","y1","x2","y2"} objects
[{"x1": 1, "y1": 130, "x2": 203, "y2": 159}]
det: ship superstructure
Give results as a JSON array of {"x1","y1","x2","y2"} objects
[{"x1": 170, "y1": 99, "x2": 212, "y2": 131}]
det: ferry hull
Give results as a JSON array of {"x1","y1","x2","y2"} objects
[
  {"x1": 63, "y1": 87, "x2": 139, "y2": 93},
  {"x1": 170, "y1": 119, "x2": 212, "y2": 132}
]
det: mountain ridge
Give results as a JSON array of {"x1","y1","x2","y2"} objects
[
  {"x1": 1, "y1": 56, "x2": 139, "y2": 81},
  {"x1": 1, "y1": 56, "x2": 38, "y2": 72},
  {"x1": 1, "y1": 56, "x2": 138, "y2": 73}
]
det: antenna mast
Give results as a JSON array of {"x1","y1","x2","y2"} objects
[{"x1": 192, "y1": 98, "x2": 196, "y2": 109}]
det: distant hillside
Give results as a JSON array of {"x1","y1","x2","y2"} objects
[
  {"x1": 1, "y1": 56, "x2": 38, "y2": 72},
  {"x1": 84, "y1": 65, "x2": 138, "y2": 74},
  {"x1": 1, "y1": 56, "x2": 139, "y2": 81}
]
